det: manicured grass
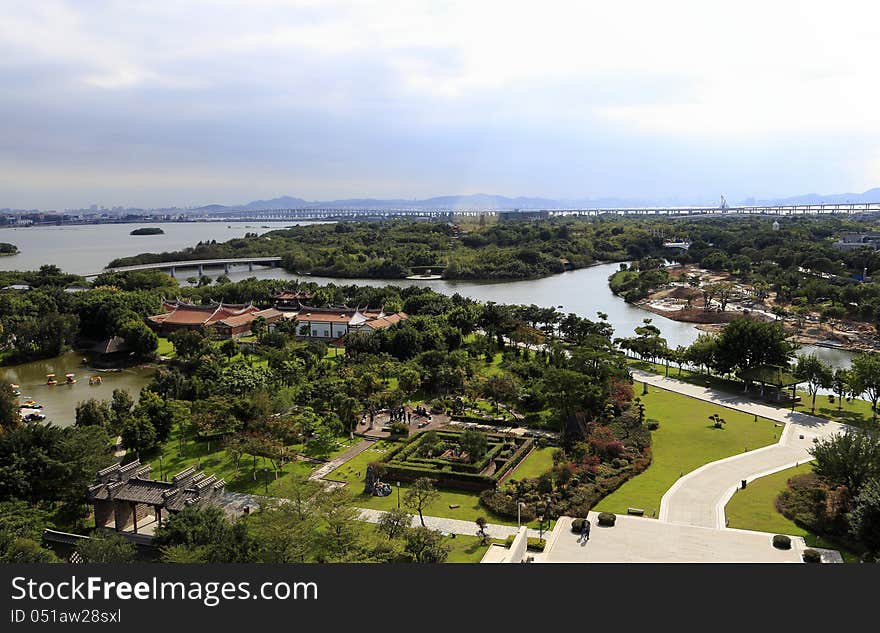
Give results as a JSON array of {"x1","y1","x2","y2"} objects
[
  {"x1": 475, "y1": 352, "x2": 505, "y2": 377},
  {"x1": 594, "y1": 387, "x2": 781, "y2": 517},
  {"x1": 324, "y1": 346, "x2": 345, "y2": 359},
  {"x1": 508, "y1": 447, "x2": 556, "y2": 480},
  {"x1": 146, "y1": 432, "x2": 335, "y2": 498},
  {"x1": 725, "y1": 463, "x2": 861, "y2": 563},
  {"x1": 156, "y1": 337, "x2": 175, "y2": 358},
  {"x1": 630, "y1": 358, "x2": 876, "y2": 428},
  {"x1": 725, "y1": 463, "x2": 814, "y2": 535},
  {"x1": 794, "y1": 394, "x2": 876, "y2": 428},
  {"x1": 444, "y1": 534, "x2": 490, "y2": 563},
  {"x1": 327, "y1": 441, "x2": 548, "y2": 528}
]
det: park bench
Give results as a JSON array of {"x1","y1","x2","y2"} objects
[{"x1": 627, "y1": 507, "x2": 645, "y2": 516}]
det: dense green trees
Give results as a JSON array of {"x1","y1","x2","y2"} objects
[
  {"x1": 107, "y1": 218, "x2": 657, "y2": 281},
  {"x1": 0, "y1": 500, "x2": 58, "y2": 563},
  {"x1": 0, "y1": 381, "x2": 18, "y2": 432},
  {"x1": 712, "y1": 318, "x2": 795, "y2": 375},
  {"x1": 809, "y1": 430, "x2": 880, "y2": 495},
  {"x1": 849, "y1": 353, "x2": 880, "y2": 422},
  {"x1": 75, "y1": 532, "x2": 138, "y2": 563},
  {"x1": 850, "y1": 479, "x2": 880, "y2": 558}
]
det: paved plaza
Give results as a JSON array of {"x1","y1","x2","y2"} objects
[
  {"x1": 521, "y1": 372, "x2": 850, "y2": 563},
  {"x1": 537, "y1": 514, "x2": 810, "y2": 563}
]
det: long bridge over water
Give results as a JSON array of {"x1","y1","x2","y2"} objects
[
  {"x1": 204, "y1": 201, "x2": 880, "y2": 221},
  {"x1": 85, "y1": 256, "x2": 283, "y2": 278}
]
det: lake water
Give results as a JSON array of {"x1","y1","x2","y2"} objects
[
  {"x1": 2, "y1": 351, "x2": 155, "y2": 427},
  {"x1": 0, "y1": 222, "x2": 854, "y2": 425},
  {"x1": 0, "y1": 221, "x2": 309, "y2": 275}
]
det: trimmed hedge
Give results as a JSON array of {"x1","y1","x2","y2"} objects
[
  {"x1": 772, "y1": 534, "x2": 792, "y2": 550},
  {"x1": 803, "y1": 549, "x2": 822, "y2": 563},
  {"x1": 504, "y1": 534, "x2": 546, "y2": 552},
  {"x1": 597, "y1": 512, "x2": 616, "y2": 527},
  {"x1": 451, "y1": 414, "x2": 518, "y2": 427},
  {"x1": 493, "y1": 439, "x2": 536, "y2": 482},
  {"x1": 378, "y1": 430, "x2": 533, "y2": 491}
]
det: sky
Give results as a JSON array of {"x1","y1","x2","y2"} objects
[{"x1": 2, "y1": 0, "x2": 880, "y2": 209}]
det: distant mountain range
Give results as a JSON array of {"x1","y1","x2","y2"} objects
[{"x1": 193, "y1": 188, "x2": 880, "y2": 212}]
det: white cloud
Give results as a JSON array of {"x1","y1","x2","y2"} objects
[{"x1": 1, "y1": 0, "x2": 880, "y2": 206}]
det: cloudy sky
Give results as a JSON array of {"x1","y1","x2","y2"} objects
[{"x1": 2, "y1": 0, "x2": 879, "y2": 209}]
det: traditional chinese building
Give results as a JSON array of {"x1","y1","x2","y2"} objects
[
  {"x1": 285, "y1": 305, "x2": 408, "y2": 340},
  {"x1": 271, "y1": 289, "x2": 313, "y2": 309},
  {"x1": 147, "y1": 299, "x2": 282, "y2": 338},
  {"x1": 88, "y1": 460, "x2": 225, "y2": 536}
]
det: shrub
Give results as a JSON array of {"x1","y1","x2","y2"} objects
[
  {"x1": 802, "y1": 549, "x2": 822, "y2": 563},
  {"x1": 646, "y1": 419, "x2": 660, "y2": 431},
  {"x1": 503, "y1": 535, "x2": 546, "y2": 552},
  {"x1": 390, "y1": 422, "x2": 409, "y2": 436},
  {"x1": 772, "y1": 534, "x2": 791, "y2": 550},
  {"x1": 597, "y1": 512, "x2": 616, "y2": 527},
  {"x1": 479, "y1": 490, "x2": 536, "y2": 522},
  {"x1": 570, "y1": 518, "x2": 586, "y2": 533}
]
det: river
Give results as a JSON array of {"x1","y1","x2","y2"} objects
[{"x1": 0, "y1": 222, "x2": 855, "y2": 425}]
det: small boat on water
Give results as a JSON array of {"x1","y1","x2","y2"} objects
[
  {"x1": 88, "y1": 375, "x2": 103, "y2": 385},
  {"x1": 23, "y1": 412, "x2": 46, "y2": 422},
  {"x1": 19, "y1": 402, "x2": 43, "y2": 409},
  {"x1": 46, "y1": 374, "x2": 57, "y2": 386},
  {"x1": 65, "y1": 373, "x2": 76, "y2": 384},
  {"x1": 10, "y1": 384, "x2": 20, "y2": 396}
]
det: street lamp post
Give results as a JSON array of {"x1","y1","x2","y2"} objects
[
  {"x1": 262, "y1": 467, "x2": 269, "y2": 494},
  {"x1": 397, "y1": 481, "x2": 401, "y2": 508}
]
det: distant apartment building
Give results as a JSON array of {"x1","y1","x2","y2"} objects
[
  {"x1": 832, "y1": 232, "x2": 880, "y2": 251},
  {"x1": 498, "y1": 209, "x2": 551, "y2": 222}
]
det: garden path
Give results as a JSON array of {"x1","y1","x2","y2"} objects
[{"x1": 631, "y1": 369, "x2": 848, "y2": 528}]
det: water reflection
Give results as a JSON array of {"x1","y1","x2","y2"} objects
[{"x1": 2, "y1": 351, "x2": 155, "y2": 427}]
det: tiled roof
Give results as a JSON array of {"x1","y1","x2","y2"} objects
[
  {"x1": 149, "y1": 300, "x2": 260, "y2": 327},
  {"x1": 88, "y1": 459, "x2": 224, "y2": 512}
]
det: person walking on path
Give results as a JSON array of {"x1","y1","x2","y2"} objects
[{"x1": 579, "y1": 519, "x2": 591, "y2": 543}]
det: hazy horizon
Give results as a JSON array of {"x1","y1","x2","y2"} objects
[{"x1": 2, "y1": 1, "x2": 880, "y2": 209}]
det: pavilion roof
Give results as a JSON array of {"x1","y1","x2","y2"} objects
[{"x1": 737, "y1": 365, "x2": 800, "y2": 387}]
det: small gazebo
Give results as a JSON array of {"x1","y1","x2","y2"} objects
[{"x1": 737, "y1": 364, "x2": 801, "y2": 404}]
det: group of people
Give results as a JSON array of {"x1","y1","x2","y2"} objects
[
  {"x1": 413, "y1": 405, "x2": 431, "y2": 420},
  {"x1": 387, "y1": 406, "x2": 411, "y2": 425}
]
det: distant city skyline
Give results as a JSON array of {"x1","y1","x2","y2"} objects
[{"x1": 2, "y1": 1, "x2": 880, "y2": 209}]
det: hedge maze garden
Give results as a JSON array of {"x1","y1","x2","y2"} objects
[{"x1": 376, "y1": 429, "x2": 534, "y2": 491}]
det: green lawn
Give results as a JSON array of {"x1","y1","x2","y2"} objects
[
  {"x1": 445, "y1": 534, "x2": 490, "y2": 563},
  {"x1": 630, "y1": 358, "x2": 876, "y2": 428},
  {"x1": 326, "y1": 441, "x2": 549, "y2": 529},
  {"x1": 156, "y1": 337, "x2": 175, "y2": 358},
  {"x1": 324, "y1": 346, "x2": 345, "y2": 359},
  {"x1": 725, "y1": 463, "x2": 861, "y2": 562},
  {"x1": 594, "y1": 387, "x2": 781, "y2": 517},
  {"x1": 146, "y1": 433, "x2": 330, "y2": 498},
  {"x1": 795, "y1": 393, "x2": 876, "y2": 428},
  {"x1": 475, "y1": 352, "x2": 505, "y2": 377},
  {"x1": 507, "y1": 447, "x2": 556, "y2": 480}
]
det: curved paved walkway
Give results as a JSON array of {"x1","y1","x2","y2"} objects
[
  {"x1": 357, "y1": 508, "x2": 543, "y2": 539},
  {"x1": 630, "y1": 370, "x2": 848, "y2": 529}
]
